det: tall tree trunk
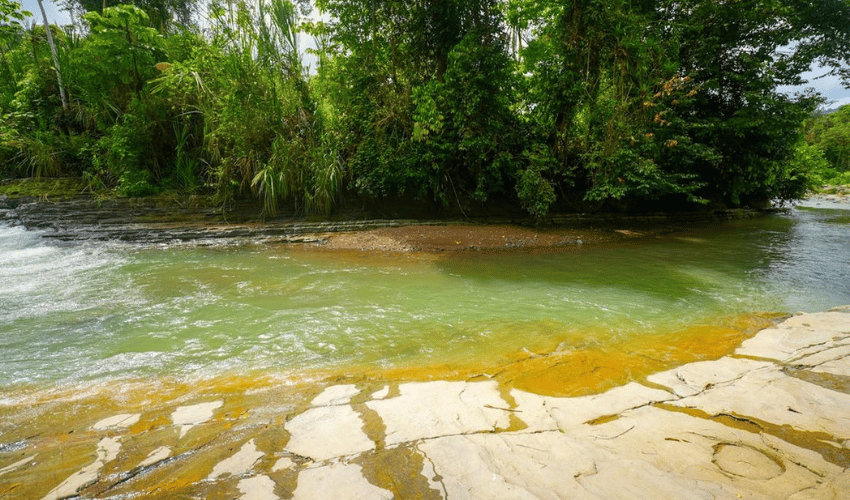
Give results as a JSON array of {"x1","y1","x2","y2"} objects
[{"x1": 36, "y1": 0, "x2": 68, "y2": 111}]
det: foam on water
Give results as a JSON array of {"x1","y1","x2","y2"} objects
[
  {"x1": 0, "y1": 222, "x2": 138, "y2": 385},
  {"x1": 0, "y1": 205, "x2": 848, "y2": 395}
]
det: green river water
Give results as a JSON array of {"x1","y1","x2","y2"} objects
[{"x1": 1, "y1": 201, "x2": 849, "y2": 402}]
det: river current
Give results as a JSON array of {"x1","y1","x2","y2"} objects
[{"x1": 1, "y1": 202, "x2": 848, "y2": 399}]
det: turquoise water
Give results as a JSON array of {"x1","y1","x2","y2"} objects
[{"x1": 1, "y1": 204, "x2": 848, "y2": 390}]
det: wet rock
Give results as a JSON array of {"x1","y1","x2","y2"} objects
[
  {"x1": 272, "y1": 456, "x2": 294, "y2": 471},
  {"x1": 237, "y1": 474, "x2": 279, "y2": 500},
  {"x1": 5, "y1": 194, "x2": 763, "y2": 251},
  {"x1": 311, "y1": 385, "x2": 360, "y2": 406},
  {"x1": 92, "y1": 413, "x2": 141, "y2": 430},
  {"x1": 736, "y1": 311, "x2": 850, "y2": 362},
  {"x1": 207, "y1": 439, "x2": 265, "y2": 480},
  {"x1": 172, "y1": 401, "x2": 223, "y2": 438},
  {"x1": 41, "y1": 437, "x2": 121, "y2": 500},
  {"x1": 418, "y1": 431, "x2": 599, "y2": 500},
  {"x1": 511, "y1": 382, "x2": 675, "y2": 432},
  {"x1": 712, "y1": 443, "x2": 783, "y2": 479},
  {"x1": 6, "y1": 196, "x2": 427, "y2": 245},
  {"x1": 810, "y1": 356, "x2": 850, "y2": 378},
  {"x1": 795, "y1": 344, "x2": 850, "y2": 376},
  {"x1": 0, "y1": 455, "x2": 36, "y2": 477},
  {"x1": 786, "y1": 470, "x2": 850, "y2": 500},
  {"x1": 138, "y1": 446, "x2": 172, "y2": 468},
  {"x1": 565, "y1": 406, "x2": 837, "y2": 500},
  {"x1": 371, "y1": 386, "x2": 390, "y2": 400},
  {"x1": 668, "y1": 365, "x2": 850, "y2": 440},
  {"x1": 418, "y1": 405, "x2": 837, "y2": 500},
  {"x1": 647, "y1": 357, "x2": 772, "y2": 397}
]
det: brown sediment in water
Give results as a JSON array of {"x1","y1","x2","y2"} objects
[
  {"x1": 318, "y1": 223, "x2": 656, "y2": 253},
  {"x1": 355, "y1": 445, "x2": 443, "y2": 500},
  {"x1": 0, "y1": 314, "x2": 777, "y2": 421},
  {"x1": 783, "y1": 367, "x2": 850, "y2": 394}
]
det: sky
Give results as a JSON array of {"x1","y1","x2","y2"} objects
[
  {"x1": 20, "y1": 0, "x2": 72, "y2": 26},
  {"x1": 17, "y1": 0, "x2": 850, "y2": 110},
  {"x1": 779, "y1": 71, "x2": 850, "y2": 110}
]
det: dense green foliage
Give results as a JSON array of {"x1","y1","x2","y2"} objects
[
  {"x1": 2, "y1": 0, "x2": 849, "y2": 217},
  {"x1": 799, "y1": 105, "x2": 850, "y2": 186}
]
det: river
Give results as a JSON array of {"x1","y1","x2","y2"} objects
[{"x1": 1, "y1": 200, "x2": 849, "y2": 403}]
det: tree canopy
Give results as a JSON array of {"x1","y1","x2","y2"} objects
[{"x1": 1, "y1": 0, "x2": 849, "y2": 217}]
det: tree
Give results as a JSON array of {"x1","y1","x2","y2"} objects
[
  {"x1": 0, "y1": 0, "x2": 30, "y2": 32},
  {"x1": 518, "y1": 0, "x2": 850, "y2": 211},
  {"x1": 0, "y1": 0, "x2": 32, "y2": 103},
  {"x1": 35, "y1": 0, "x2": 67, "y2": 110},
  {"x1": 313, "y1": 0, "x2": 525, "y2": 213},
  {"x1": 657, "y1": 0, "x2": 849, "y2": 205},
  {"x1": 3, "y1": 0, "x2": 849, "y2": 213},
  {"x1": 806, "y1": 105, "x2": 850, "y2": 173},
  {"x1": 64, "y1": 0, "x2": 195, "y2": 31}
]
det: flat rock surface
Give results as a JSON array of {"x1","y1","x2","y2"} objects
[
  {"x1": 2, "y1": 309, "x2": 849, "y2": 499},
  {"x1": 366, "y1": 380, "x2": 511, "y2": 446},
  {"x1": 736, "y1": 312, "x2": 850, "y2": 362},
  {"x1": 284, "y1": 405, "x2": 375, "y2": 461},
  {"x1": 292, "y1": 463, "x2": 393, "y2": 500}
]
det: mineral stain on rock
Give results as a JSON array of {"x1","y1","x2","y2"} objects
[
  {"x1": 41, "y1": 437, "x2": 121, "y2": 500},
  {"x1": 2, "y1": 309, "x2": 849, "y2": 499}
]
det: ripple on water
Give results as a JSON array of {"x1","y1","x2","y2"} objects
[{"x1": 1, "y1": 208, "x2": 849, "y2": 391}]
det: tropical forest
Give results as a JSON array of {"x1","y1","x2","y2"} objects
[
  {"x1": 2, "y1": 0, "x2": 850, "y2": 218},
  {"x1": 5, "y1": 2, "x2": 850, "y2": 498}
]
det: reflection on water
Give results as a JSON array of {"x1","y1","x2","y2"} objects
[
  {"x1": 754, "y1": 207, "x2": 850, "y2": 310},
  {"x1": 0, "y1": 206, "x2": 848, "y2": 398}
]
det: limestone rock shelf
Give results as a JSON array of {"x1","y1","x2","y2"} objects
[
  {"x1": 1, "y1": 193, "x2": 777, "y2": 249},
  {"x1": 1, "y1": 308, "x2": 848, "y2": 499}
]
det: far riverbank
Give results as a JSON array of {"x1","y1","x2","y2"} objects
[{"x1": 3, "y1": 177, "x2": 828, "y2": 251}]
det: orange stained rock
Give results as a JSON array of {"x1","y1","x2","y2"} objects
[{"x1": 504, "y1": 314, "x2": 777, "y2": 397}]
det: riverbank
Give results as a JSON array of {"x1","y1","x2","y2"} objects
[
  {"x1": 1, "y1": 307, "x2": 848, "y2": 499},
  {"x1": 0, "y1": 179, "x2": 797, "y2": 252}
]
